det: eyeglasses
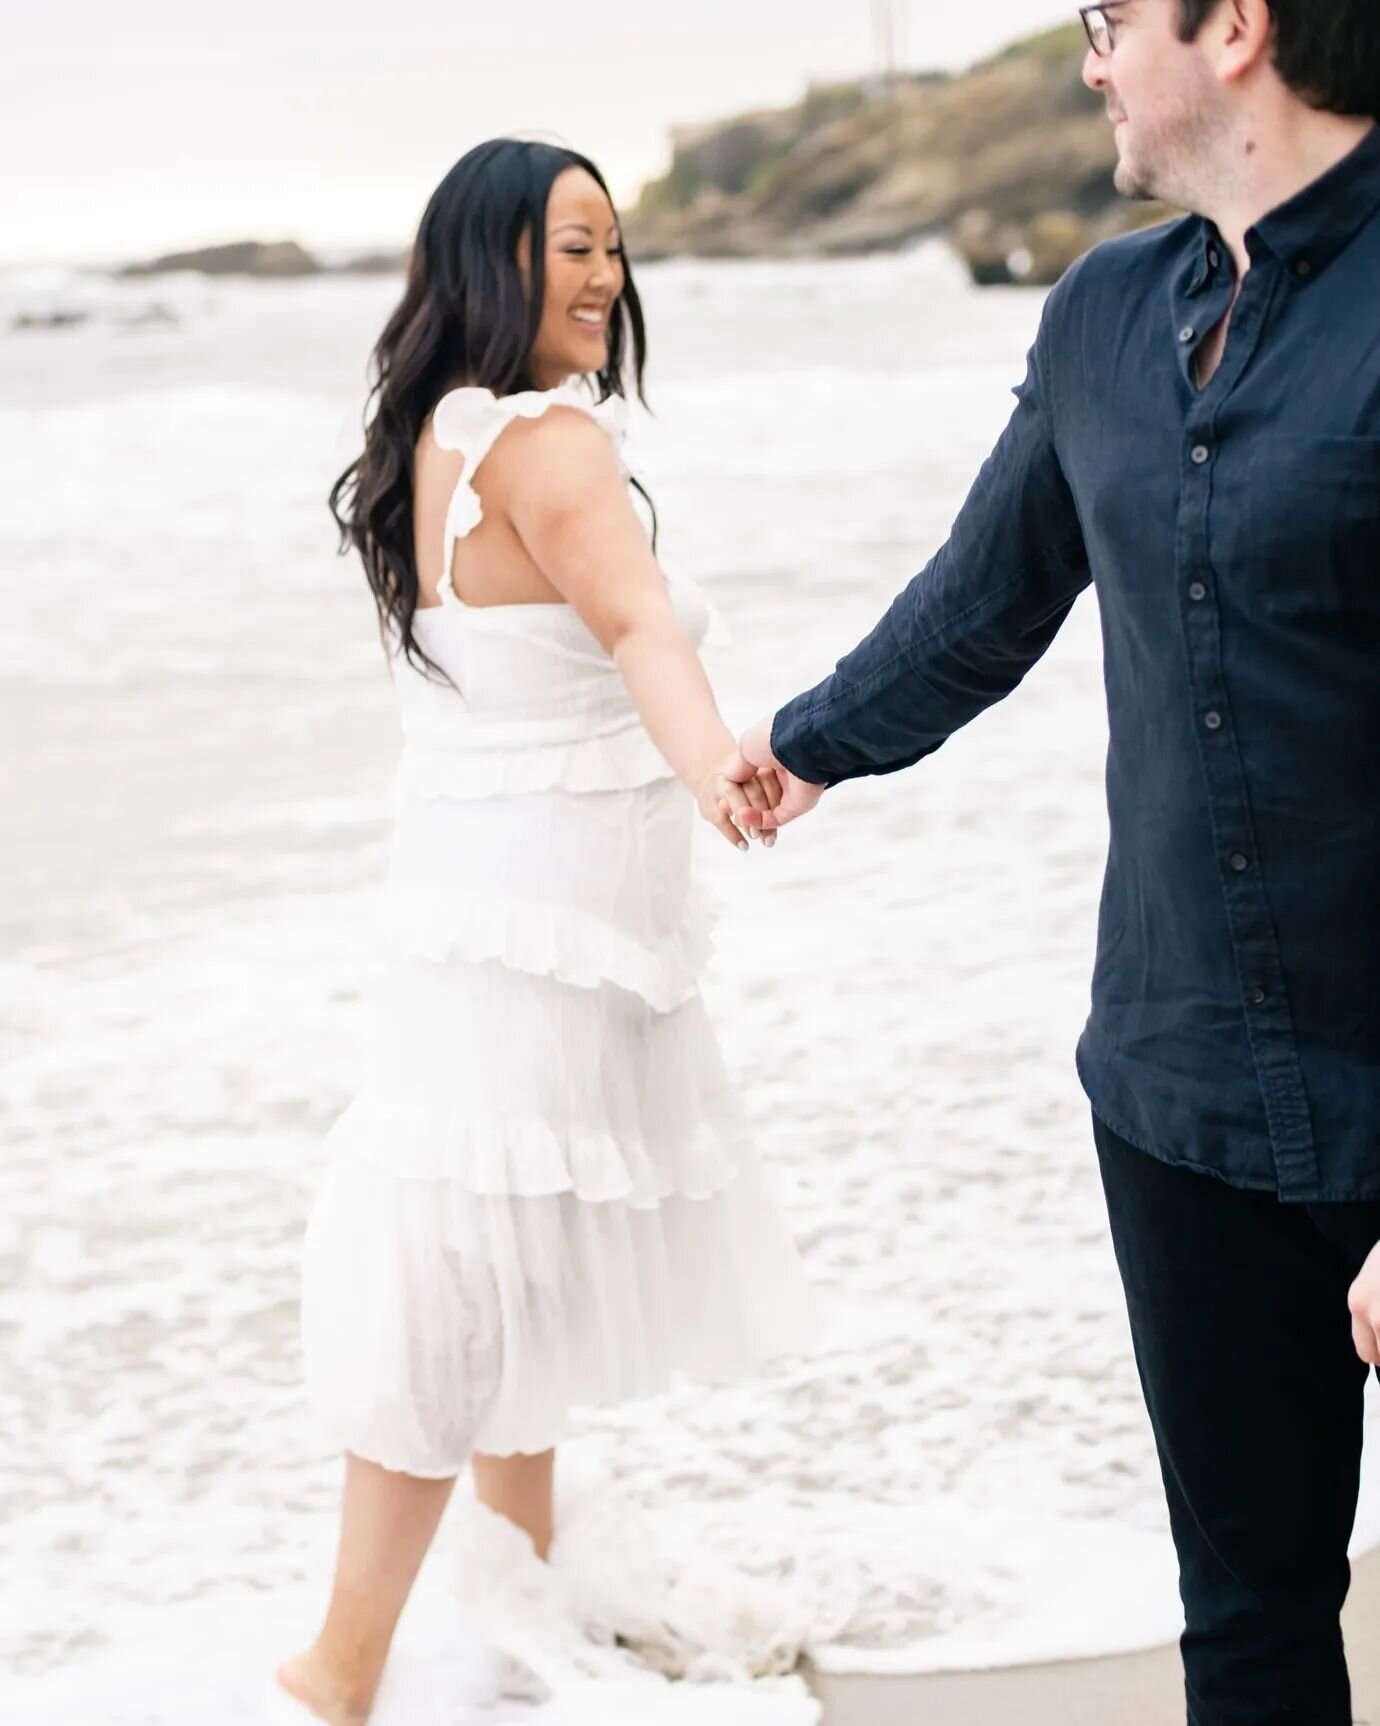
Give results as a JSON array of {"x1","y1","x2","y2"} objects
[{"x1": 1079, "y1": 2, "x2": 1136, "y2": 57}]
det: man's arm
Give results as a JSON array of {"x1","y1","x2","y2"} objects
[{"x1": 768, "y1": 312, "x2": 1091, "y2": 792}]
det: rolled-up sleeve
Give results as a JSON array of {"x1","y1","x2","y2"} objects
[{"x1": 771, "y1": 312, "x2": 1091, "y2": 786}]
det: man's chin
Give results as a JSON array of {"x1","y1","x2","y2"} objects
[{"x1": 1114, "y1": 156, "x2": 1159, "y2": 202}]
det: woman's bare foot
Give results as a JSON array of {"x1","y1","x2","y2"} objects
[{"x1": 274, "y1": 1648, "x2": 378, "y2": 1726}]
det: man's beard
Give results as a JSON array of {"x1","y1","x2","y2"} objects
[
  {"x1": 1114, "y1": 154, "x2": 1163, "y2": 201},
  {"x1": 1111, "y1": 83, "x2": 1228, "y2": 213}
]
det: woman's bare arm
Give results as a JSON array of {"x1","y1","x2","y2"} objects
[{"x1": 498, "y1": 407, "x2": 775, "y2": 848}]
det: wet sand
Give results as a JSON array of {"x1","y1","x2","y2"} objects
[{"x1": 814, "y1": 1546, "x2": 1380, "y2": 1724}]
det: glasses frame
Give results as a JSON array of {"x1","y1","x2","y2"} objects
[{"x1": 1079, "y1": 1, "x2": 1136, "y2": 57}]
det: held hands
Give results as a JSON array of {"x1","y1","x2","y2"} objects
[
  {"x1": 1349, "y1": 1242, "x2": 1380, "y2": 1367},
  {"x1": 694, "y1": 715, "x2": 827, "y2": 852},
  {"x1": 726, "y1": 715, "x2": 827, "y2": 834},
  {"x1": 696, "y1": 753, "x2": 783, "y2": 851}
]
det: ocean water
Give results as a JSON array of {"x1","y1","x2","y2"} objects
[{"x1": 2, "y1": 248, "x2": 1376, "y2": 1722}]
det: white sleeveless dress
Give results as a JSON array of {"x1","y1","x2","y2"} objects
[{"x1": 300, "y1": 381, "x2": 812, "y2": 1470}]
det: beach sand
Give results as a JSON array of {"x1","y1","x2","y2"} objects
[{"x1": 812, "y1": 1546, "x2": 1380, "y2": 1724}]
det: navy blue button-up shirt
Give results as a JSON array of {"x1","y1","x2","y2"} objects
[{"x1": 772, "y1": 125, "x2": 1380, "y2": 1202}]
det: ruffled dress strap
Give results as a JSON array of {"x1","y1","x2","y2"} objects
[{"x1": 430, "y1": 382, "x2": 630, "y2": 601}]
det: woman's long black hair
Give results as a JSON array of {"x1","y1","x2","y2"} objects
[{"x1": 329, "y1": 138, "x2": 652, "y2": 679}]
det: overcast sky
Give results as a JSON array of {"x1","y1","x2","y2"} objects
[{"x1": 1, "y1": 0, "x2": 1077, "y2": 265}]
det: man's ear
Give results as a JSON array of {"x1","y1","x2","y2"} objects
[{"x1": 1210, "y1": 0, "x2": 1276, "y2": 88}]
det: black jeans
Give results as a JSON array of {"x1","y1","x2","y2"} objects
[{"x1": 1093, "y1": 1114, "x2": 1380, "y2": 1726}]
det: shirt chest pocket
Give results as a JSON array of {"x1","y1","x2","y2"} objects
[{"x1": 1212, "y1": 434, "x2": 1380, "y2": 624}]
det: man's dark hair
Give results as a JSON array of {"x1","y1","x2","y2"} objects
[{"x1": 1177, "y1": 0, "x2": 1380, "y2": 119}]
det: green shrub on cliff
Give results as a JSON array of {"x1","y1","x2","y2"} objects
[
  {"x1": 625, "y1": 21, "x2": 1170, "y2": 283},
  {"x1": 984, "y1": 23, "x2": 1089, "y2": 67}
]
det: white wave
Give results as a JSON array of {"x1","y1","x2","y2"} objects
[{"x1": 4, "y1": 251, "x2": 1375, "y2": 1694}]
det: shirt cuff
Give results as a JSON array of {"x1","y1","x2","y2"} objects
[{"x1": 770, "y1": 692, "x2": 834, "y2": 788}]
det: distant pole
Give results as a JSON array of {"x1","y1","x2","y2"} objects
[{"x1": 870, "y1": 0, "x2": 897, "y2": 91}]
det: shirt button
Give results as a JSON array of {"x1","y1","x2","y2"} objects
[
  {"x1": 1204, "y1": 710, "x2": 1224, "y2": 731},
  {"x1": 1179, "y1": 326, "x2": 1196, "y2": 344},
  {"x1": 1191, "y1": 444, "x2": 1212, "y2": 465},
  {"x1": 1189, "y1": 581, "x2": 1207, "y2": 602},
  {"x1": 1250, "y1": 986, "x2": 1268, "y2": 1006},
  {"x1": 1209, "y1": 248, "x2": 1221, "y2": 269},
  {"x1": 1228, "y1": 851, "x2": 1250, "y2": 872},
  {"x1": 1294, "y1": 257, "x2": 1312, "y2": 278}
]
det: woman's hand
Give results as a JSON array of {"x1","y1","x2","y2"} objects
[
  {"x1": 728, "y1": 716, "x2": 827, "y2": 833},
  {"x1": 697, "y1": 752, "x2": 783, "y2": 851},
  {"x1": 1349, "y1": 1242, "x2": 1380, "y2": 1366}
]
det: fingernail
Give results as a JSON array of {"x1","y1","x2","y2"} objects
[{"x1": 738, "y1": 840, "x2": 749, "y2": 852}]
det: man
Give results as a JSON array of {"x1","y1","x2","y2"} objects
[{"x1": 734, "y1": 3, "x2": 1380, "y2": 1720}]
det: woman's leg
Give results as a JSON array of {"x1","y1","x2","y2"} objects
[
  {"x1": 278, "y1": 1453, "x2": 457, "y2": 1725},
  {"x1": 471, "y1": 1448, "x2": 556, "y2": 1560}
]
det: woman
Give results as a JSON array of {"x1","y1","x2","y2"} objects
[{"x1": 274, "y1": 139, "x2": 812, "y2": 1724}]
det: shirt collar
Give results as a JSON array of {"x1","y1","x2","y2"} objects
[{"x1": 1248, "y1": 122, "x2": 1380, "y2": 280}]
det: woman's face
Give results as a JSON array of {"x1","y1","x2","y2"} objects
[{"x1": 525, "y1": 167, "x2": 626, "y2": 388}]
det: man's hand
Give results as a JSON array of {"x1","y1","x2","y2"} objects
[
  {"x1": 1349, "y1": 1243, "x2": 1380, "y2": 1367},
  {"x1": 727, "y1": 715, "x2": 827, "y2": 833},
  {"x1": 696, "y1": 750, "x2": 783, "y2": 851}
]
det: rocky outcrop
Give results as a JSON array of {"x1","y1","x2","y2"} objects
[
  {"x1": 11, "y1": 308, "x2": 92, "y2": 332},
  {"x1": 334, "y1": 249, "x2": 410, "y2": 276},
  {"x1": 118, "y1": 239, "x2": 412, "y2": 281},
  {"x1": 120, "y1": 239, "x2": 323, "y2": 279},
  {"x1": 107, "y1": 27, "x2": 1176, "y2": 291},
  {"x1": 625, "y1": 25, "x2": 1176, "y2": 284},
  {"x1": 9, "y1": 301, "x2": 181, "y2": 335}
]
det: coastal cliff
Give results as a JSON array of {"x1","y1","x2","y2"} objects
[
  {"x1": 625, "y1": 25, "x2": 1175, "y2": 284},
  {"x1": 112, "y1": 26, "x2": 1174, "y2": 290}
]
